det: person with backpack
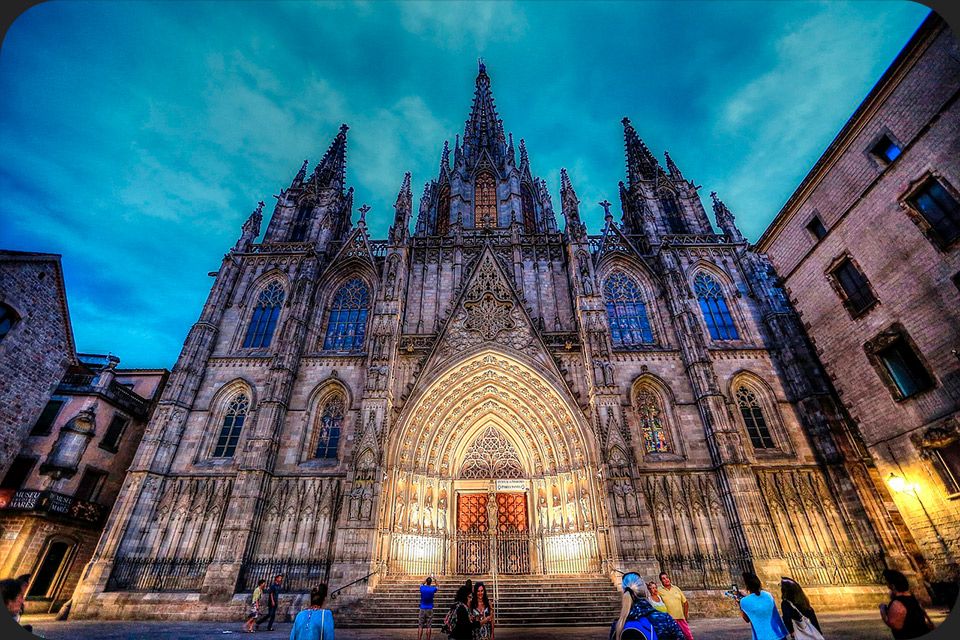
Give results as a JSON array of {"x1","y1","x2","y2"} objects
[
  {"x1": 443, "y1": 584, "x2": 478, "y2": 640},
  {"x1": 611, "y1": 572, "x2": 683, "y2": 640},
  {"x1": 245, "y1": 578, "x2": 267, "y2": 633}
]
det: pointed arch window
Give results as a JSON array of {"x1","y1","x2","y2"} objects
[
  {"x1": 603, "y1": 272, "x2": 654, "y2": 347},
  {"x1": 521, "y1": 183, "x2": 536, "y2": 233},
  {"x1": 314, "y1": 394, "x2": 344, "y2": 459},
  {"x1": 437, "y1": 185, "x2": 451, "y2": 235},
  {"x1": 635, "y1": 389, "x2": 670, "y2": 453},
  {"x1": 475, "y1": 172, "x2": 497, "y2": 229},
  {"x1": 736, "y1": 386, "x2": 774, "y2": 449},
  {"x1": 323, "y1": 278, "x2": 370, "y2": 351},
  {"x1": 212, "y1": 393, "x2": 249, "y2": 458},
  {"x1": 290, "y1": 202, "x2": 312, "y2": 242},
  {"x1": 243, "y1": 281, "x2": 285, "y2": 348},
  {"x1": 660, "y1": 192, "x2": 688, "y2": 234},
  {"x1": 695, "y1": 273, "x2": 738, "y2": 340}
]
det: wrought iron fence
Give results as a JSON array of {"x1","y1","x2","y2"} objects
[
  {"x1": 106, "y1": 557, "x2": 211, "y2": 592},
  {"x1": 388, "y1": 533, "x2": 449, "y2": 576},
  {"x1": 456, "y1": 532, "x2": 490, "y2": 575},
  {"x1": 237, "y1": 556, "x2": 331, "y2": 593},
  {"x1": 656, "y1": 551, "x2": 753, "y2": 590},
  {"x1": 496, "y1": 531, "x2": 531, "y2": 574},
  {"x1": 783, "y1": 550, "x2": 886, "y2": 586},
  {"x1": 541, "y1": 531, "x2": 600, "y2": 574}
]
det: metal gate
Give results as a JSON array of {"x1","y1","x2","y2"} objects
[{"x1": 455, "y1": 493, "x2": 530, "y2": 575}]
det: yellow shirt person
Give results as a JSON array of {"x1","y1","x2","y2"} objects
[{"x1": 660, "y1": 584, "x2": 688, "y2": 620}]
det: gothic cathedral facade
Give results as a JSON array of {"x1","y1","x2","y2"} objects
[{"x1": 73, "y1": 65, "x2": 922, "y2": 618}]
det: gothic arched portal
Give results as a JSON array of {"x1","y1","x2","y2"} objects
[{"x1": 383, "y1": 350, "x2": 607, "y2": 576}]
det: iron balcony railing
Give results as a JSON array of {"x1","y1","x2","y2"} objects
[
  {"x1": 58, "y1": 373, "x2": 151, "y2": 417},
  {"x1": 2, "y1": 488, "x2": 105, "y2": 525}
]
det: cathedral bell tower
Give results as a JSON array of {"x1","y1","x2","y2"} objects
[
  {"x1": 414, "y1": 62, "x2": 557, "y2": 236},
  {"x1": 263, "y1": 124, "x2": 354, "y2": 251}
]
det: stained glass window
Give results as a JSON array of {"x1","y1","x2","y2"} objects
[
  {"x1": 314, "y1": 395, "x2": 344, "y2": 459},
  {"x1": 603, "y1": 272, "x2": 654, "y2": 347},
  {"x1": 323, "y1": 278, "x2": 370, "y2": 351},
  {"x1": 636, "y1": 389, "x2": 670, "y2": 453},
  {"x1": 695, "y1": 273, "x2": 738, "y2": 340},
  {"x1": 243, "y1": 281, "x2": 284, "y2": 348},
  {"x1": 212, "y1": 393, "x2": 248, "y2": 458},
  {"x1": 736, "y1": 386, "x2": 774, "y2": 449},
  {"x1": 437, "y1": 185, "x2": 451, "y2": 235},
  {"x1": 521, "y1": 183, "x2": 536, "y2": 233},
  {"x1": 290, "y1": 202, "x2": 312, "y2": 242},
  {"x1": 660, "y1": 193, "x2": 688, "y2": 234},
  {"x1": 475, "y1": 172, "x2": 497, "y2": 228}
]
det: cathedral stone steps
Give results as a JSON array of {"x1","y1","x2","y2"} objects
[{"x1": 333, "y1": 574, "x2": 622, "y2": 628}]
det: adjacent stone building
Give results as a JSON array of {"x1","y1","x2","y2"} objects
[
  {"x1": 756, "y1": 13, "x2": 960, "y2": 601},
  {"x1": 68, "y1": 60, "x2": 925, "y2": 622},
  {"x1": 0, "y1": 354, "x2": 167, "y2": 613},
  {"x1": 0, "y1": 251, "x2": 77, "y2": 480}
]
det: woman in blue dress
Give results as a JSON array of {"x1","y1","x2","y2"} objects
[
  {"x1": 290, "y1": 584, "x2": 335, "y2": 640},
  {"x1": 611, "y1": 572, "x2": 683, "y2": 640}
]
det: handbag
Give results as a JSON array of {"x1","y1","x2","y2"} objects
[{"x1": 792, "y1": 613, "x2": 825, "y2": 640}]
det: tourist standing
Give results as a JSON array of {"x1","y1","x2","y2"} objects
[
  {"x1": 470, "y1": 581, "x2": 494, "y2": 640},
  {"x1": 257, "y1": 573, "x2": 284, "y2": 632},
  {"x1": 289, "y1": 584, "x2": 335, "y2": 640},
  {"x1": 880, "y1": 569, "x2": 935, "y2": 639},
  {"x1": 738, "y1": 572, "x2": 788, "y2": 640},
  {"x1": 446, "y1": 584, "x2": 477, "y2": 640},
  {"x1": 647, "y1": 581, "x2": 668, "y2": 613},
  {"x1": 611, "y1": 573, "x2": 682, "y2": 640},
  {"x1": 659, "y1": 571, "x2": 694, "y2": 640},
  {"x1": 246, "y1": 578, "x2": 267, "y2": 633},
  {"x1": 419, "y1": 575, "x2": 439, "y2": 640},
  {"x1": 780, "y1": 577, "x2": 823, "y2": 640}
]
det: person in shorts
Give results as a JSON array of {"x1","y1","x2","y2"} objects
[
  {"x1": 419, "y1": 575, "x2": 438, "y2": 640},
  {"x1": 245, "y1": 578, "x2": 266, "y2": 632}
]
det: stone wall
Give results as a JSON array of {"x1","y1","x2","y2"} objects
[
  {"x1": 757, "y1": 15, "x2": 960, "y2": 586},
  {"x1": 0, "y1": 252, "x2": 75, "y2": 480}
]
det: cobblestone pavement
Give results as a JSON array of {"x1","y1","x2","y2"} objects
[{"x1": 19, "y1": 610, "x2": 953, "y2": 639}]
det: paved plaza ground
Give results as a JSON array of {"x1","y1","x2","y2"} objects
[{"x1": 18, "y1": 610, "x2": 953, "y2": 639}]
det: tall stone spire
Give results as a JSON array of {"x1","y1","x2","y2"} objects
[
  {"x1": 622, "y1": 117, "x2": 660, "y2": 187},
  {"x1": 311, "y1": 123, "x2": 349, "y2": 191},
  {"x1": 390, "y1": 172, "x2": 413, "y2": 244},
  {"x1": 462, "y1": 61, "x2": 508, "y2": 166},
  {"x1": 291, "y1": 159, "x2": 309, "y2": 189},
  {"x1": 664, "y1": 150, "x2": 683, "y2": 180},
  {"x1": 233, "y1": 201, "x2": 264, "y2": 252},
  {"x1": 711, "y1": 192, "x2": 744, "y2": 242},
  {"x1": 560, "y1": 168, "x2": 585, "y2": 241}
]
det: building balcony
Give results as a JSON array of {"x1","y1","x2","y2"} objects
[
  {"x1": 58, "y1": 372, "x2": 151, "y2": 418},
  {"x1": 0, "y1": 488, "x2": 106, "y2": 526}
]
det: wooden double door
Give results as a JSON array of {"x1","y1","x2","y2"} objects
[{"x1": 455, "y1": 493, "x2": 530, "y2": 574}]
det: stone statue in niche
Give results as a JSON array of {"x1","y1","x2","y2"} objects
[
  {"x1": 423, "y1": 487, "x2": 434, "y2": 531},
  {"x1": 394, "y1": 493, "x2": 406, "y2": 529},
  {"x1": 437, "y1": 490, "x2": 448, "y2": 531},
  {"x1": 537, "y1": 489, "x2": 549, "y2": 529},
  {"x1": 408, "y1": 489, "x2": 420, "y2": 532},
  {"x1": 580, "y1": 488, "x2": 592, "y2": 527},
  {"x1": 565, "y1": 484, "x2": 577, "y2": 529},
  {"x1": 385, "y1": 260, "x2": 397, "y2": 300}
]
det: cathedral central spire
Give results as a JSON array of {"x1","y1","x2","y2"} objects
[
  {"x1": 311, "y1": 123, "x2": 349, "y2": 192},
  {"x1": 463, "y1": 61, "x2": 507, "y2": 167}
]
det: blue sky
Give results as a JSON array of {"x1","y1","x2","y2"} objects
[{"x1": 0, "y1": 1, "x2": 931, "y2": 369}]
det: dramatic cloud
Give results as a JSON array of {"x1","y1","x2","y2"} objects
[{"x1": 0, "y1": 1, "x2": 929, "y2": 368}]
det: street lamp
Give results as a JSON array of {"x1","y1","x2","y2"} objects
[{"x1": 887, "y1": 472, "x2": 908, "y2": 494}]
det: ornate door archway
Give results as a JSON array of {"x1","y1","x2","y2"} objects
[{"x1": 382, "y1": 351, "x2": 606, "y2": 576}]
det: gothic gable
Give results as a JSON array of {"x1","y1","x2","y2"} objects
[{"x1": 425, "y1": 246, "x2": 551, "y2": 373}]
